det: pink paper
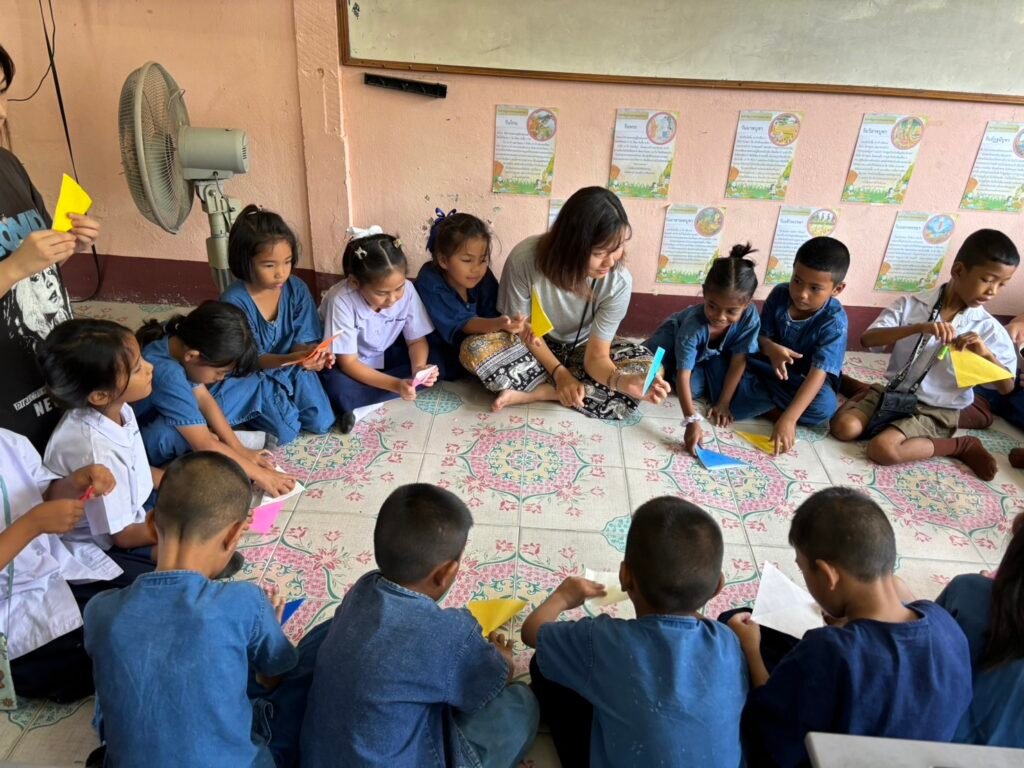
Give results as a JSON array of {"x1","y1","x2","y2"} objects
[{"x1": 250, "y1": 500, "x2": 284, "y2": 533}]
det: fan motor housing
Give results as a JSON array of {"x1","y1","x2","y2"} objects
[{"x1": 179, "y1": 127, "x2": 249, "y2": 180}]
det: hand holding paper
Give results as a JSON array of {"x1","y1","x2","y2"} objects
[
  {"x1": 250, "y1": 469, "x2": 305, "y2": 534},
  {"x1": 52, "y1": 174, "x2": 93, "y2": 233},
  {"x1": 642, "y1": 347, "x2": 666, "y2": 396},
  {"x1": 412, "y1": 365, "x2": 439, "y2": 388},
  {"x1": 947, "y1": 347, "x2": 1013, "y2": 388},
  {"x1": 751, "y1": 561, "x2": 824, "y2": 639},
  {"x1": 583, "y1": 568, "x2": 628, "y2": 609},
  {"x1": 285, "y1": 333, "x2": 343, "y2": 366}
]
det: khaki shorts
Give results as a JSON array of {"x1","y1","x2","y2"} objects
[{"x1": 843, "y1": 383, "x2": 959, "y2": 439}]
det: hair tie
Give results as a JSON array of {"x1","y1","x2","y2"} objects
[
  {"x1": 426, "y1": 208, "x2": 457, "y2": 253},
  {"x1": 347, "y1": 225, "x2": 384, "y2": 241}
]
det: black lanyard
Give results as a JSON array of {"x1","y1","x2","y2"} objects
[
  {"x1": 570, "y1": 278, "x2": 597, "y2": 350},
  {"x1": 889, "y1": 285, "x2": 945, "y2": 393}
]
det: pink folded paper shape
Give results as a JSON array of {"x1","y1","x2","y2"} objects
[{"x1": 250, "y1": 500, "x2": 285, "y2": 534}]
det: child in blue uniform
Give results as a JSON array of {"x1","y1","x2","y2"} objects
[
  {"x1": 645, "y1": 243, "x2": 761, "y2": 455},
  {"x1": 220, "y1": 205, "x2": 335, "y2": 440},
  {"x1": 937, "y1": 516, "x2": 1024, "y2": 748},
  {"x1": 134, "y1": 301, "x2": 296, "y2": 497},
  {"x1": 415, "y1": 209, "x2": 519, "y2": 379},
  {"x1": 85, "y1": 452, "x2": 322, "y2": 768},
  {"x1": 735, "y1": 237, "x2": 850, "y2": 455},
  {"x1": 319, "y1": 229, "x2": 441, "y2": 433},
  {"x1": 729, "y1": 488, "x2": 972, "y2": 768},
  {"x1": 523, "y1": 497, "x2": 747, "y2": 768}
]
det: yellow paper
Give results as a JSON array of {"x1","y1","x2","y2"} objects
[
  {"x1": 949, "y1": 348, "x2": 1013, "y2": 388},
  {"x1": 735, "y1": 430, "x2": 777, "y2": 455},
  {"x1": 467, "y1": 598, "x2": 527, "y2": 636},
  {"x1": 531, "y1": 288, "x2": 554, "y2": 337},
  {"x1": 52, "y1": 174, "x2": 92, "y2": 232}
]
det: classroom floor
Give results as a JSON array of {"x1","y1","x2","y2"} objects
[{"x1": 5, "y1": 301, "x2": 1024, "y2": 767}]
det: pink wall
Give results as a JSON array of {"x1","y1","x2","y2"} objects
[
  {"x1": 344, "y1": 67, "x2": 1024, "y2": 313},
  {"x1": 7, "y1": 1, "x2": 1024, "y2": 315}
]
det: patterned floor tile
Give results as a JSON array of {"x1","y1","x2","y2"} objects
[
  {"x1": 525, "y1": 410, "x2": 624, "y2": 467},
  {"x1": 426, "y1": 406, "x2": 528, "y2": 457},
  {"x1": 703, "y1": 543, "x2": 760, "y2": 619},
  {"x1": 0, "y1": 700, "x2": 44, "y2": 760},
  {"x1": 636, "y1": 390, "x2": 683, "y2": 419},
  {"x1": 436, "y1": 377, "x2": 498, "y2": 410},
  {"x1": 418, "y1": 453, "x2": 522, "y2": 527},
  {"x1": 620, "y1": 416, "x2": 691, "y2": 470},
  {"x1": 624, "y1": 468, "x2": 746, "y2": 545},
  {"x1": 441, "y1": 524, "x2": 521, "y2": 610},
  {"x1": 521, "y1": 461, "x2": 629, "y2": 532},
  {"x1": 298, "y1": 428, "x2": 425, "y2": 515},
  {"x1": 7, "y1": 698, "x2": 98, "y2": 763},
  {"x1": 894, "y1": 557, "x2": 988, "y2": 602},
  {"x1": 258, "y1": 511, "x2": 376, "y2": 605},
  {"x1": 738, "y1": 480, "x2": 821, "y2": 549}
]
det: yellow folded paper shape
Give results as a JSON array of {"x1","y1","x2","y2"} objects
[
  {"x1": 467, "y1": 598, "x2": 528, "y2": 636},
  {"x1": 949, "y1": 348, "x2": 1013, "y2": 388},
  {"x1": 52, "y1": 174, "x2": 93, "y2": 232},
  {"x1": 735, "y1": 430, "x2": 777, "y2": 455},
  {"x1": 531, "y1": 288, "x2": 554, "y2": 337}
]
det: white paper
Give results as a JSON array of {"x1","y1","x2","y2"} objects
[
  {"x1": 413, "y1": 365, "x2": 439, "y2": 387},
  {"x1": 751, "y1": 561, "x2": 823, "y2": 639},
  {"x1": 257, "y1": 466, "x2": 306, "y2": 507},
  {"x1": 352, "y1": 401, "x2": 385, "y2": 424},
  {"x1": 584, "y1": 568, "x2": 629, "y2": 609}
]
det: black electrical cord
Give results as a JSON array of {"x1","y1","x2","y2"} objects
[{"x1": 32, "y1": 0, "x2": 104, "y2": 302}]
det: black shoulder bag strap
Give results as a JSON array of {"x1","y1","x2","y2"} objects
[{"x1": 887, "y1": 285, "x2": 945, "y2": 394}]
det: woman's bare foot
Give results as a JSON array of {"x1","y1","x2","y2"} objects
[{"x1": 491, "y1": 384, "x2": 559, "y2": 412}]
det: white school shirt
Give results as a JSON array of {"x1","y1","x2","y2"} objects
[
  {"x1": 0, "y1": 429, "x2": 121, "y2": 659},
  {"x1": 867, "y1": 284, "x2": 1018, "y2": 410},
  {"x1": 44, "y1": 405, "x2": 154, "y2": 550},
  {"x1": 319, "y1": 280, "x2": 435, "y2": 369}
]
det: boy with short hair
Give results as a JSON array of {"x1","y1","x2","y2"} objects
[
  {"x1": 831, "y1": 229, "x2": 1018, "y2": 480},
  {"x1": 300, "y1": 483, "x2": 539, "y2": 768},
  {"x1": 737, "y1": 236, "x2": 850, "y2": 454},
  {"x1": 522, "y1": 497, "x2": 748, "y2": 768},
  {"x1": 729, "y1": 488, "x2": 972, "y2": 768},
  {"x1": 84, "y1": 452, "x2": 300, "y2": 768}
]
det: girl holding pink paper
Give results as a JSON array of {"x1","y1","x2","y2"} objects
[{"x1": 319, "y1": 228, "x2": 443, "y2": 433}]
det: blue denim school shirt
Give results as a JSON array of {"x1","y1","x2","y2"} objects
[
  {"x1": 743, "y1": 601, "x2": 972, "y2": 768},
  {"x1": 300, "y1": 571, "x2": 510, "y2": 768},
  {"x1": 672, "y1": 303, "x2": 760, "y2": 372},
  {"x1": 938, "y1": 574, "x2": 1024, "y2": 748},
  {"x1": 536, "y1": 614, "x2": 748, "y2": 768},
  {"x1": 415, "y1": 261, "x2": 500, "y2": 347},
  {"x1": 83, "y1": 571, "x2": 298, "y2": 768},
  {"x1": 757, "y1": 284, "x2": 848, "y2": 386}
]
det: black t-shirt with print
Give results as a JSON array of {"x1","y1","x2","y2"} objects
[{"x1": 0, "y1": 148, "x2": 71, "y2": 452}]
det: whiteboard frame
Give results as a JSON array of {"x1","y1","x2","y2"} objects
[{"x1": 337, "y1": 1, "x2": 1024, "y2": 106}]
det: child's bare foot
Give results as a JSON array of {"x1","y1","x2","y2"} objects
[
  {"x1": 1010, "y1": 447, "x2": 1024, "y2": 470},
  {"x1": 491, "y1": 384, "x2": 558, "y2": 412}
]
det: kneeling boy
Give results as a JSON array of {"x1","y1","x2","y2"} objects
[
  {"x1": 831, "y1": 229, "x2": 1018, "y2": 479},
  {"x1": 730, "y1": 488, "x2": 972, "y2": 768},
  {"x1": 736, "y1": 237, "x2": 850, "y2": 454},
  {"x1": 301, "y1": 484, "x2": 538, "y2": 768},
  {"x1": 523, "y1": 497, "x2": 747, "y2": 768}
]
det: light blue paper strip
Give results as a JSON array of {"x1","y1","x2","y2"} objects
[{"x1": 642, "y1": 346, "x2": 666, "y2": 395}]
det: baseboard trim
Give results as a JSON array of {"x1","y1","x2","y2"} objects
[{"x1": 61, "y1": 254, "x2": 1013, "y2": 352}]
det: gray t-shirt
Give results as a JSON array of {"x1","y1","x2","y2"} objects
[{"x1": 497, "y1": 235, "x2": 632, "y2": 345}]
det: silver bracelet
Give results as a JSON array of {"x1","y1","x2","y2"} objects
[{"x1": 683, "y1": 414, "x2": 704, "y2": 426}]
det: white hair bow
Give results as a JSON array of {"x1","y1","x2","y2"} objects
[{"x1": 347, "y1": 225, "x2": 384, "y2": 241}]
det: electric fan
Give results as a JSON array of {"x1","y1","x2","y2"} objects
[{"x1": 118, "y1": 61, "x2": 249, "y2": 291}]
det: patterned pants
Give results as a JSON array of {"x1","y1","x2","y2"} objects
[{"x1": 459, "y1": 331, "x2": 653, "y2": 420}]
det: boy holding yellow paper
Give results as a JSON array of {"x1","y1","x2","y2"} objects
[
  {"x1": 301, "y1": 484, "x2": 538, "y2": 768},
  {"x1": 831, "y1": 229, "x2": 1018, "y2": 479}
]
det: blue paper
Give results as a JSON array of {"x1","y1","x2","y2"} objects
[
  {"x1": 642, "y1": 347, "x2": 666, "y2": 395},
  {"x1": 281, "y1": 598, "x2": 304, "y2": 626},
  {"x1": 695, "y1": 445, "x2": 747, "y2": 471}
]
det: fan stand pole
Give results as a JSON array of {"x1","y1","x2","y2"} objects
[{"x1": 196, "y1": 181, "x2": 242, "y2": 293}]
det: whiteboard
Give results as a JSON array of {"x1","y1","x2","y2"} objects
[{"x1": 342, "y1": 0, "x2": 1024, "y2": 103}]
